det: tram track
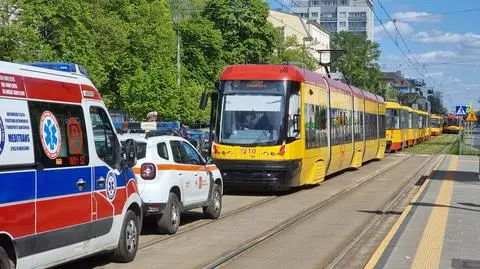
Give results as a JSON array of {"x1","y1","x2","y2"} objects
[
  {"x1": 324, "y1": 136, "x2": 459, "y2": 269},
  {"x1": 200, "y1": 154, "x2": 412, "y2": 269},
  {"x1": 139, "y1": 153, "x2": 396, "y2": 253},
  {"x1": 139, "y1": 195, "x2": 279, "y2": 251},
  {"x1": 324, "y1": 153, "x2": 445, "y2": 269}
]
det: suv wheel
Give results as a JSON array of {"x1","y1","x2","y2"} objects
[
  {"x1": 0, "y1": 247, "x2": 13, "y2": 269},
  {"x1": 112, "y1": 210, "x2": 139, "y2": 263},
  {"x1": 156, "y1": 193, "x2": 181, "y2": 234},
  {"x1": 203, "y1": 184, "x2": 222, "y2": 219}
]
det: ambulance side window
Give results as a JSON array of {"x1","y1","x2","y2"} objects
[
  {"x1": 89, "y1": 107, "x2": 118, "y2": 167},
  {"x1": 29, "y1": 101, "x2": 89, "y2": 168}
]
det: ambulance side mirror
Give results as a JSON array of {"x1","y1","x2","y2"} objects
[{"x1": 123, "y1": 139, "x2": 137, "y2": 167}]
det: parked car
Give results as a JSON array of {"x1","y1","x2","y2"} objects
[{"x1": 119, "y1": 134, "x2": 223, "y2": 234}]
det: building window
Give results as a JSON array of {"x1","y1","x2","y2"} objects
[
  {"x1": 311, "y1": 1, "x2": 318, "y2": 6},
  {"x1": 339, "y1": 12, "x2": 346, "y2": 18},
  {"x1": 340, "y1": 21, "x2": 346, "y2": 27},
  {"x1": 312, "y1": 12, "x2": 318, "y2": 18}
]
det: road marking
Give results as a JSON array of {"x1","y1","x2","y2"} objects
[
  {"x1": 411, "y1": 155, "x2": 458, "y2": 269},
  {"x1": 363, "y1": 155, "x2": 445, "y2": 269}
]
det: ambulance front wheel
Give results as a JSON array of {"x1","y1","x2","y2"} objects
[
  {"x1": 0, "y1": 246, "x2": 14, "y2": 269},
  {"x1": 112, "y1": 210, "x2": 139, "y2": 263}
]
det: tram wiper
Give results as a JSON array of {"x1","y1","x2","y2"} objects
[{"x1": 251, "y1": 130, "x2": 269, "y2": 147}]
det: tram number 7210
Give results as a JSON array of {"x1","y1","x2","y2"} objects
[{"x1": 240, "y1": 148, "x2": 256, "y2": 155}]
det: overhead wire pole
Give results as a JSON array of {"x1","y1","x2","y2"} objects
[{"x1": 173, "y1": 1, "x2": 181, "y2": 86}]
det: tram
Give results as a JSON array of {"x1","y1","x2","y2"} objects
[
  {"x1": 201, "y1": 64, "x2": 386, "y2": 191},
  {"x1": 445, "y1": 115, "x2": 463, "y2": 134},
  {"x1": 430, "y1": 114, "x2": 443, "y2": 136},
  {"x1": 386, "y1": 101, "x2": 406, "y2": 152}
]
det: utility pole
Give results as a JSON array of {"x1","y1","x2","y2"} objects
[
  {"x1": 173, "y1": 2, "x2": 181, "y2": 86},
  {"x1": 176, "y1": 25, "x2": 181, "y2": 86}
]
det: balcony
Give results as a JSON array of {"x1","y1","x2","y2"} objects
[
  {"x1": 348, "y1": 17, "x2": 366, "y2": 22},
  {"x1": 348, "y1": 27, "x2": 366, "y2": 31},
  {"x1": 320, "y1": 17, "x2": 338, "y2": 21}
]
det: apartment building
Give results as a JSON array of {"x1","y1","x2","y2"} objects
[{"x1": 291, "y1": 0, "x2": 374, "y2": 40}]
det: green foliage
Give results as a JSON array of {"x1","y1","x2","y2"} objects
[
  {"x1": 428, "y1": 94, "x2": 447, "y2": 115},
  {"x1": 203, "y1": 0, "x2": 279, "y2": 64},
  {"x1": 0, "y1": 0, "x2": 285, "y2": 123},
  {"x1": 179, "y1": 17, "x2": 224, "y2": 88},
  {"x1": 384, "y1": 83, "x2": 398, "y2": 101},
  {"x1": 271, "y1": 36, "x2": 319, "y2": 71},
  {"x1": 331, "y1": 31, "x2": 385, "y2": 96}
]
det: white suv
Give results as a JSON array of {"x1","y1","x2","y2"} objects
[{"x1": 119, "y1": 135, "x2": 223, "y2": 234}]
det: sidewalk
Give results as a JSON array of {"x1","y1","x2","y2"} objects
[{"x1": 365, "y1": 154, "x2": 480, "y2": 269}]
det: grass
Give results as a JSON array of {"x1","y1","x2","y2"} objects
[
  {"x1": 446, "y1": 134, "x2": 480, "y2": 156},
  {"x1": 403, "y1": 134, "x2": 458, "y2": 155}
]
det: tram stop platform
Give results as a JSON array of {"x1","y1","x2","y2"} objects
[{"x1": 365, "y1": 154, "x2": 480, "y2": 269}]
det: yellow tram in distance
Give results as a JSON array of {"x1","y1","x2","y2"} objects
[
  {"x1": 426, "y1": 114, "x2": 432, "y2": 140},
  {"x1": 206, "y1": 64, "x2": 386, "y2": 191},
  {"x1": 385, "y1": 101, "x2": 406, "y2": 152},
  {"x1": 445, "y1": 114, "x2": 463, "y2": 134},
  {"x1": 417, "y1": 110, "x2": 428, "y2": 143},
  {"x1": 430, "y1": 114, "x2": 443, "y2": 136},
  {"x1": 404, "y1": 106, "x2": 416, "y2": 147}
]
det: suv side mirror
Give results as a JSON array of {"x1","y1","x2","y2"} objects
[
  {"x1": 199, "y1": 92, "x2": 208, "y2": 110},
  {"x1": 123, "y1": 139, "x2": 137, "y2": 167}
]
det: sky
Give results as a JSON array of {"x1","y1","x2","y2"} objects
[{"x1": 268, "y1": 0, "x2": 480, "y2": 112}]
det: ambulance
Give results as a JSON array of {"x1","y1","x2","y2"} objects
[{"x1": 0, "y1": 61, "x2": 142, "y2": 269}]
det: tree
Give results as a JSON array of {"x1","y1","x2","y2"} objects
[
  {"x1": 331, "y1": 31, "x2": 385, "y2": 96},
  {"x1": 271, "y1": 36, "x2": 318, "y2": 71},
  {"x1": 428, "y1": 94, "x2": 447, "y2": 114},
  {"x1": 203, "y1": 0, "x2": 279, "y2": 65},
  {"x1": 117, "y1": 0, "x2": 179, "y2": 121},
  {"x1": 179, "y1": 17, "x2": 224, "y2": 88},
  {"x1": 384, "y1": 83, "x2": 397, "y2": 101}
]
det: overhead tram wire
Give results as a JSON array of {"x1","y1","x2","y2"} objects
[
  {"x1": 378, "y1": 7, "x2": 480, "y2": 23},
  {"x1": 368, "y1": 4, "x2": 428, "y2": 81},
  {"x1": 376, "y1": 0, "x2": 441, "y2": 88}
]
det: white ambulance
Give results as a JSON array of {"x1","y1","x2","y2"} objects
[{"x1": 0, "y1": 61, "x2": 142, "y2": 269}]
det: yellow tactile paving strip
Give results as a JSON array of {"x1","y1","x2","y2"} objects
[
  {"x1": 364, "y1": 155, "x2": 451, "y2": 269},
  {"x1": 411, "y1": 155, "x2": 458, "y2": 269}
]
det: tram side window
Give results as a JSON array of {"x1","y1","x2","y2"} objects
[
  {"x1": 305, "y1": 104, "x2": 327, "y2": 149},
  {"x1": 354, "y1": 111, "x2": 363, "y2": 141},
  {"x1": 330, "y1": 108, "x2": 349, "y2": 145},
  {"x1": 401, "y1": 110, "x2": 408, "y2": 129},
  {"x1": 29, "y1": 101, "x2": 89, "y2": 168},
  {"x1": 288, "y1": 88, "x2": 300, "y2": 140},
  {"x1": 365, "y1": 113, "x2": 378, "y2": 140},
  {"x1": 345, "y1": 110, "x2": 352, "y2": 142},
  {"x1": 379, "y1": 114, "x2": 386, "y2": 138}
]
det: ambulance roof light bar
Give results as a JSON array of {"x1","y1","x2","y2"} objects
[{"x1": 24, "y1": 62, "x2": 89, "y2": 78}]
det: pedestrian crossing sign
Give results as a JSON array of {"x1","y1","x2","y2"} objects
[
  {"x1": 456, "y1": 105, "x2": 467, "y2": 116},
  {"x1": 466, "y1": 111, "x2": 477, "y2": 122}
]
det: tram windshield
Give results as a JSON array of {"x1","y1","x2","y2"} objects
[
  {"x1": 447, "y1": 117, "x2": 459, "y2": 126},
  {"x1": 430, "y1": 118, "x2": 439, "y2": 128},
  {"x1": 218, "y1": 80, "x2": 293, "y2": 146}
]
